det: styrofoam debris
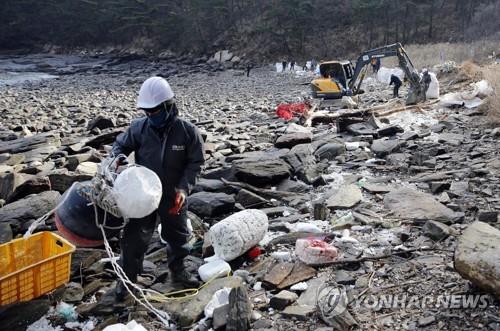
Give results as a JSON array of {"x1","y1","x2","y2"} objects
[
  {"x1": 198, "y1": 259, "x2": 232, "y2": 282},
  {"x1": 103, "y1": 320, "x2": 147, "y2": 331},
  {"x1": 27, "y1": 317, "x2": 63, "y2": 331},
  {"x1": 270, "y1": 251, "x2": 292, "y2": 262},
  {"x1": 295, "y1": 238, "x2": 338, "y2": 265},
  {"x1": 204, "y1": 288, "x2": 231, "y2": 318},
  {"x1": 290, "y1": 282, "x2": 308, "y2": 291},
  {"x1": 253, "y1": 281, "x2": 263, "y2": 291},
  {"x1": 209, "y1": 209, "x2": 268, "y2": 261},
  {"x1": 295, "y1": 222, "x2": 322, "y2": 233}
]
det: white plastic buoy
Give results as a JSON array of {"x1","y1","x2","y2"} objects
[{"x1": 113, "y1": 166, "x2": 162, "y2": 219}]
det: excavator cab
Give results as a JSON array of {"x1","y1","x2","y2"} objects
[{"x1": 311, "y1": 61, "x2": 354, "y2": 99}]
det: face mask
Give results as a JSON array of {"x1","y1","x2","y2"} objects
[{"x1": 147, "y1": 108, "x2": 170, "y2": 128}]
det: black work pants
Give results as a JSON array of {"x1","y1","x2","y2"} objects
[
  {"x1": 393, "y1": 85, "x2": 401, "y2": 98},
  {"x1": 119, "y1": 202, "x2": 190, "y2": 282}
]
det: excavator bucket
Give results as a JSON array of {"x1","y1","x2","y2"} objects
[{"x1": 406, "y1": 83, "x2": 427, "y2": 105}]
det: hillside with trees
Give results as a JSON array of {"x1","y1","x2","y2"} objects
[{"x1": 1, "y1": 0, "x2": 499, "y2": 58}]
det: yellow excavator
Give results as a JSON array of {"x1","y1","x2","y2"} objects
[{"x1": 310, "y1": 43, "x2": 426, "y2": 105}]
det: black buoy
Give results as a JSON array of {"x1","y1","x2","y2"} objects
[{"x1": 55, "y1": 181, "x2": 124, "y2": 247}]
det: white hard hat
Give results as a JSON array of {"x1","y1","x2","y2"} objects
[{"x1": 137, "y1": 77, "x2": 174, "y2": 109}]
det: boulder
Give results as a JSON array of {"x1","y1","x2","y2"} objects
[
  {"x1": 226, "y1": 285, "x2": 251, "y2": 331},
  {"x1": 0, "y1": 190, "x2": 60, "y2": 232},
  {"x1": 454, "y1": 222, "x2": 500, "y2": 298},
  {"x1": 87, "y1": 115, "x2": 115, "y2": 131},
  {"x1": 275, "y1": 132, "x2": 312, "y2": 149},
  {"x1": 327, "y1": 184, "x2": 362, "y2": 209},
  {"x1": 162, "y1": 276, "x2": 243, "y2": 327},
  {"x1": 48, "y1": 168, "x2": 93, "y2": 192},
  {"x1": 188, "y1": 192, "x2": 235, "y2": 217},
  {"x1": 270, "y1": 290, "x2": 299, "y2": 310},
  {"x1": 236, "y1": 189, "x2": 268, "y2": 208},
  {"x1": 7, "y1": 176, "x2": 51, "y2": 202},
  {"x1": 384, "y1": 187, "x2": 463, "y2": 223},
  {"x1": 0, "y1": 172, "x2": 27, "y2": 200},
  {"x1": 233, "y1": 158, "x2": 291, "y2": 186},
  {"x1": 314, "y1": 142, "x2": 346, "y2": 161},
  {"x1": 370, "y1": 138, "x2": 400, "y2": 157},
  {"x1": 422, "y1": 220, "x2": 451, "y2": 241}
]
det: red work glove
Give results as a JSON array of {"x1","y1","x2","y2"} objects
[{"x1": 168, "y1": 190, "x2": 186, "y2": 215}]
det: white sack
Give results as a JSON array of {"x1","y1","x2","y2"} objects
[
  {"x1": 209, "y1": 209, "x2": 268, "y2": 261},
  {"x1": 275, "y1": 62, "x2": 283, "y2": 73},
  {"x1": 474, "y1": 80, "x2": 493, "y2": 98},
  {"x1": 426, "y1": 72, "x2": 440, "y2": 99},
  {"x1": 377, "y1": 67, "x2": 404, "y2": 84},
  {"x1": 113, "y1": 166, "x2": 162, "y2": 219}
]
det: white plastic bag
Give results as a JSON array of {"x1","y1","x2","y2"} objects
[
  {"x1": 113, "y1": 166, "x2": 162, "y2": 219},
  {"x1": 103, "y1": 320, "x2": 147, "y2": 331},
  {"x1": 198, "y1": 258, "x2": 232, "y2": 282},
  {"x1": 209, "y1": 209, "x2": 268, "y2": 261},
  {"x1": 426, "y1": 72, "x2": 440, "y2": 99},
  {"x1": 474, "y1": 80, "x2": 493, "y2": 97}
]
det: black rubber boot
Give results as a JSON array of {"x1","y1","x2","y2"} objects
[
  {"x1": 114, "y1": 281, "x2": 130, "y2": 302},
  {"x1": 170, "y1": 266, "x2": 201, "y2": 288}
]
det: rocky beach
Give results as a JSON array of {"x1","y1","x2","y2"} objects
[{"x1": 0, "y1": 53, "x2": 499, "y2": 331}]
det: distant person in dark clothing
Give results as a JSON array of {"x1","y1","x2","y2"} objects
[
  {"x1": 282, "y1": 61, "x2": 287, "y2": 72},
  {"x1": 371, "y1": 57, "x2": 381, "y2": 73},
  {"x1": 389, "y1": 74, "x2": 402, "y2": 98},
  {"x1": 421, "y1": 69, "x2": 431, "y2": 98},
  {"x1": 246, "y1": 62, "x2": 253, "y2": 77},
  {"x1": 290, "y1": 61, "x2": 295, "y2": 71}
]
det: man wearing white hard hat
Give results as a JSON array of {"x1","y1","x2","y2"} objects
[{"x1": 111, "y1": 76, "x2": 205, "y2": 299}]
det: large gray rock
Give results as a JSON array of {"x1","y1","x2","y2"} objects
[
  {"x1": 454, "y1": 221, "x2": 500, "y2": 298},
  {"x1": 327, "y1": 184, "x2": 362, "y2": 210},
  {"x1": 0, "y1": 190, "x2": 61, "y2": 231},
  {"x1": 314, "y1": 142, "x2": 346, "y2": 161},
  {"x1": 370, "y1": 138, "x2": 400, "y2": 157},
  {"x1": 275, "y1": 132, "x2": 312, "y2": 149},
  {"x1": 162, "y1": 276, "x2": 243, "y2": 327},
  {"x1": 0, "y1": 172, "x2": 27, "y2": 200},
  {"x1": 233, "y1": 158, "x2": 291, "y2": 186},
  {"x1": 7, "y1": 176, "x2": 51, "y2": 203},
  {"x1": 282, "y1": 144, "x2": 320, "y2": 185},
  {"x1": 48, "y1": 168, "x2": 93, "y2": 192},
  {"x1": 188, "y1": 192, "x2": 235, "y2": 217},
  {"x1": 422, "y1": 220, "x2": 451, "y2": 241},
  {"x1": 227, "y1": 285, "x2": 251, "y2": 331},
  {"x1": 236, "y1": 189, "x2": 268, "y2": 208},
  {"x1": 384, "y1": 188, "x2": 463, "y2": 223}
]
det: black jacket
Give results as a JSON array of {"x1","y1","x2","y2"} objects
[
  {"x1": 112, "y1": 111, "x2": 205, "y2": 205},
  {"x1": 390, "y1": 74, "x2": 402, "y2": 87}
]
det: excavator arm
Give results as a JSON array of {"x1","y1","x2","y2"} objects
[{"x1": 348, "y1": 43, "x2": 426, "y2": 105}]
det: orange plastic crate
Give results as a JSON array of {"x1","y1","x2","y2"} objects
[{"x1": 0, "y1": 231, "x2": 75, "y2": 306}]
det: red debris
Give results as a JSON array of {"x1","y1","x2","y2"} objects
[
  {"x1": 247, "y1": 246, "x2": 262, "y2": 260},
  {"x1": 276, "y1": 102, "x2": 310, "y2": 120}
]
